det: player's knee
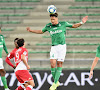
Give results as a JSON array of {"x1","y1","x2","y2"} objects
[
  {"x1": 51, "y1": 63, "x2": 56, "y2": 68},
  {"x1": 57, "y1": 61, "x2": 63, "y2": 67},
  {"x1": 0, "y1": 69, "x2": 6, "y2": 76},
  {"x1": 28, "y1": 80, "x2": 35, "y2": 87}
]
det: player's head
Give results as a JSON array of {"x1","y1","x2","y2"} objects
[
  {"x1": 49, "y1": 13, "x2": 58, "y2": 25},
  {"x1": 14, "y1": 38, "x2": 19, "y2": 48},
  {"x1": 17, "y1": 38, "x2": 25, "y2": 47}
]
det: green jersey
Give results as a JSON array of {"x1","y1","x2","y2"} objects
[
  {"x1": 42, "y1": 21, "x2": 73, "y2": 46},
  {"x1": 0, "y1": 34, "x2": 8, "y2": 58}
]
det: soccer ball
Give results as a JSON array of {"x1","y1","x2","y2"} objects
[{"x1": 47, "y1": 5, "x2": 56, "y2": 14}]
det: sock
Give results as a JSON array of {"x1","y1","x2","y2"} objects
[
  {"x1": 54, "y1": 67, "x2": 62, "y2": 84},
  {"x1": 51, "y1": 68, "x2": 56, "y2": 79},
  {"x1": 15, "y1": 85, "x2": 24, "y2": 90},
  {"x1": 26, "y1": 85, "x2": 33, "y2": 90},
  {"x1": 1, "y1": 76, "x2": 8, "y2": 89}
]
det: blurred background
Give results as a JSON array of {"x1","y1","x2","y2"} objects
[{"x1": 0, "y1": 0, "x2": 100, "y2": 90}]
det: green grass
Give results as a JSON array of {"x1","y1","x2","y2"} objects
[
  {"x1": 75, "y1": 0, "x2": 100, "y2": 2},
  {"x1": 29, "y1": 51, "x2": 96, "y2": 54},
  {"x1": 30, "y1": 67, "x2": 100, "y2": 70},
  {"x1": 0, "y1": 21, "x2": 21, "y2": 24},
  {"x1": 43, "y1": 35, "x2": 100, "y2": 38},
  {"x1": 63, "y1": 13, "x2": 100, "y2": 16},
  {"x1": 0, "y1": 0, "x2": 40, "y2": 2},
  {"x1": 69, "y1": 6, "x2": 100, "y2": 9},
  {"x1": 0, "y1": 7, "x2": 34, "y2": 10},
  {"x1": 36, "y1": 43, "x2": 100, "y2": 46},
  {"x1": 0, "y1": 14, "x2": 28, "y2": 17},
  {"x1": 1, "y1": 28, "x2": 14, "y2": 31}
]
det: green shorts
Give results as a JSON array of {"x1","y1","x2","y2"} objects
[{"x1": 96, "y1": 45, "x2": 100, "y2": 57}]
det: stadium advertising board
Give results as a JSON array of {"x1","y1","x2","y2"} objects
[{"x1": 0, "y1": 70, "x2": 100, "y2": 90}]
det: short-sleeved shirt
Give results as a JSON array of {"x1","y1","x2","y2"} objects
[
  {"x1": 42, "y1": 21, "x2": 73, "y2": 46},
  {"x1": 96, "y1": 45, "x2": 100, "y2": 57},
  {"x1": 7, "y1": 48, "x2": 17, "y2": 59},
  {"x1": 7, "y1": 47, "x2": 28, "y2": 72},
  {"x1": 0, "y1": 35, "x2": 8, "y2": 58}
]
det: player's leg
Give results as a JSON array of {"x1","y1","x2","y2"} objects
[
  {"x1": 50, "y1": 44, "x2": 66, "y2": 90},
  {"x1": 25, "y1": 80, "x2": 35, "y2": 90},
  {"x1": 15, "y1": 70, "x2": 35, "y2": 90},
  {"x1": 50, "y1": 46, "x2": 57, "y2": 80},
  {"x1": 54, "y1": 61, "x2": 63, "y2": 84},
  {"x1": 0, "y1": 58, "x2": 10, "y2": 90},
  {"x1": 50, "y1": 59, "x2": 56, "y2": 80},
  {"x1": 15, "y1": 84, "x2": 25, "y2": 90},
  {"x1": 0, "y1": 69, "x2": 10, "y2": 90}
]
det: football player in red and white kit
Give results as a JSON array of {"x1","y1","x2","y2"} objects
[{"x1": 6, "y1": 38, "x2": 35, "y2": 90}]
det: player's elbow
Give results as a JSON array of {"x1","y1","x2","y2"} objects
[
  {"x1": 72, "y1": 25, "x2": 77, "y2": 28},
  {"x1": 5, "y1": 57, "x2": 9, "y2": 63},
  {"x1": 39, "y1": 30, "x2": 44, "y2": 34}
]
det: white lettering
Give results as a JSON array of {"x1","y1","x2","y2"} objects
[
  {"x1": 33, "y1": 72, "x2": 47, "y2": 90},
  {"x1": 81, "y1": 72, "x2": 94, "y2": 86},
  {"x1": 64, "y1": 72, "x2": 80, "y2": 86}
]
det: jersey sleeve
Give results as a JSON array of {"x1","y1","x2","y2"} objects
[
  {"x1": 42, "y1": 25, "x2": 47, "y2": 33},
  {"x1": 7, "y1": 51, "x2": 14, "y2": 59},
  {"x1": 65, "y1": 22, "x2": 73, "y2": 27},
  {"x1": 5, "y1": 51, "x2": 14, "y2": 68},
  {"x1": 96, "y1": 46, "x2": 100, "y2": 57},
  {"x1": 3, "y1": 36, "x2": 8, "y2": 54}
]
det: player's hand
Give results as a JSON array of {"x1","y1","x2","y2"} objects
[
  {"x1": 89, "y1": 70, "x2": 93, "y2": 79},
  {"x1": 27, "y1": 65, "x2": 30, "y2": 70},
  {"x1": 27, "y1": 27, "x2": 31, "y2": 32},
  {"x1": 13, "y1": 66, "x2": 16, "y2": 69},
  {"x1": 82, "y1": 16, "x2": 88, "y2": 24}
]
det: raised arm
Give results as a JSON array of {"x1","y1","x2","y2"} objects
[
  {"x1": 27, "y1": 27, "x2": 43, "y2": 34},
  {"x1": 72, "y1": 16, "x2": 88, "y2": 28}
]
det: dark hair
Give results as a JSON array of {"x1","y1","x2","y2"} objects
[
  {"x1": 17, "y1": 38, "x2": 25, "y2": 47},
  {"x1": 14, "y1": 38, "x2": 19, "y2": 42},
  {"x1": 50, "y1": 13, "x2": 58, "y2": 17}
]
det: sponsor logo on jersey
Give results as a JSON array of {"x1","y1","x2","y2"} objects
[
  {"x1": 53, "y1": 27, "x2": 57, "y2": 30},
  {"x1": 50, "y1": 30, "x2": 62, "y2": 35}
]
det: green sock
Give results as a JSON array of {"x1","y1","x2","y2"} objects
[
  {"x1": 1, "y1": 76, "x2": 8, "y2": 89},
  {"x1": 54, "y1": 67, "x2": 62, "y2": 84},
  {"x1": 51, "y1": 68, "x2": 56, "y2": 80}
]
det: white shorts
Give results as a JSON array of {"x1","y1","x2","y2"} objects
[
  {"x1": 50, "y1": 44, "x2": 66, "y2": 62},
  {"x1": 0, "y1": 58, "x2": 4, "y2": 69}
]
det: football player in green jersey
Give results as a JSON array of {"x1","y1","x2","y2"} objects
[
  {"x1": 27, "y1": 13, "x2": 88, "y2": 90},
  {"x1": 0, "y1": 28, "x2": 10, "y2": 90},
  {"x1": 89, "y1": 46, "x2": 100, "y2": 79}
]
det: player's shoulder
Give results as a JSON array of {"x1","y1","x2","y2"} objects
[
  {"x1": 12, "y1": 48, "x2": 17, "y2": 52},
  {"x1": 59, "y1": 21, "x2": 66, "y2": 24},
  {"x1": 0, "y1": 34, "x2": 4, "y2": 38},
  {"x1": 45, "y1": 23, "x2": 52, "y2": 27},
  {"x1": 22, "y1": 47, "x2": 28, "y2": 52},
  {"x1": 97, "y1": 45, "x2": 100, "y2": 50}
]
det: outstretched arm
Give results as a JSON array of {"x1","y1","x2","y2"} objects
[
  {"x1": 27, "y1": 27, "x2": 43, "y2": 34},
  {"x1": 89, "y1": 57, "x2": 99, "y2": 79},
  {"x1": 72, "y1": 16, "x2": 88, "y2": 28}
]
